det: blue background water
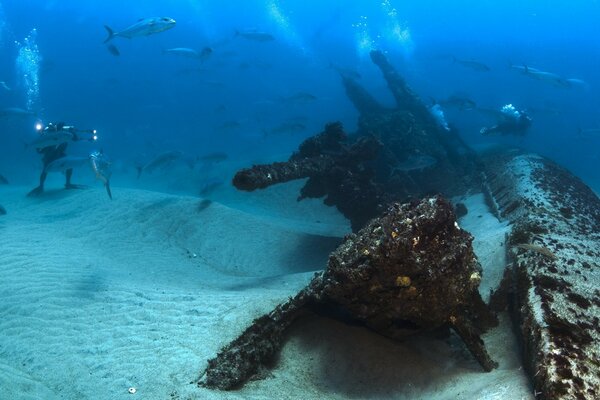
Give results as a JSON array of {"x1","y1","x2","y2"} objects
[{"x1": 1, "y1": 0, "x2": 599, "y2": 190}]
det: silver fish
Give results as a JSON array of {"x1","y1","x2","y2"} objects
[
  {"x1": 44, "y1": 156, "x2": 90, "y2": 173},
  {"x1": 235, "y1": 29, "x2": 274, "y2": 42},
  {"x1": 393, "y1": 155, "x2": 438, "y2": 173},
  {"x1": 453, "y1": 57, "x2": 490, "y2": 72},
  {"x1": 163, "y1": 47, "x2": 201, "y2": 58},
  {"x1": 514, "y1": 65, "x2": 570, "y2": 87},
  {"x1": 26, "y1": 131, "x2": 74, "y2": 149},
  {"x1": 103, "y1": 17, "x2": 176, "y2": 43},
  {"x1": 90, "y1": 150, "x2": 113, "y2": 199}
]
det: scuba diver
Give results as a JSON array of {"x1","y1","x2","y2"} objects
[
  {"x1": 27, "y1": 122, "x2": 98, "y2": 197},
  {"x1": 480, "y1": 104, "x2": 532, "y2": 136}
]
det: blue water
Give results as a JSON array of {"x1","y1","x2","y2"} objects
[{"x1": 0, "y1": 0, "x2": 599, "y2": 187}]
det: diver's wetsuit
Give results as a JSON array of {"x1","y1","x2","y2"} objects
[
  {"x1": 27, "y1": 124, "x2": 82, "y2": 197},
  {"x1": 481, "y1": 109, "x2": 532, "y2": 137}
]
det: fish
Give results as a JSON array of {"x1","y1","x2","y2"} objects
[
  {"x1": 90, "y1": 150, "x2": 113, "y2": 199},
  {"x1": 264, "y1": 122, "x2": 307, "y2": 136},
  {"x1": 0, "y1": 81, "x2": 10, "y2": 91},
  {"x1": 280, "y1": 92, "x2": 317, "y2": 104},
  {"x1": 514, "y1": 65, "x2": 570, "y2": 87},
  {"x1": 0, "y1": 174, "x2": 8, "y2": 184},
  {"x1": 199, "y1": 152, "x2": 228, "y2": 163},
  {"x1": 0, "y1": 205, "x2": 6, "y2": 215},
  {"x1": 26, "y1": 131, "x2": 74, "y2": 150},
  {"x1": 565, "y1": 78, "x2": 590, "y2": 90},
  {"x1": 392, "y1": 155, "x2": 438, "y2": 173},
  {"x1": 0, "y1": 107, "x2": 36, "y2": 118},
  {"x1": 435, "y1": 95, "x2": 476, "y2": 111},
  {"x1": 199, "y1": 180, "x2": 224, "y2": 197},
  {"x1": 106, "y1": 44, "x2": 120, "y2": 56},
  {"x1": 163, "y1": 47, "x2": 200, "y2": 58},
  {"x1": 103, "y1": 17, "x2": 176, "y2": 43},
  {"x1": 234, "y1": 29, "x2": 275, "y2": 42},
  {"x1": 44, "y1": 156, "x2": 90, "y2": 173},
  {"x1": 577, "y1": 127, "x2": 600, "y2": 138},
  {"x1": 25, "y1": 130, "x2": 73, "y2": 149},
  {"x1": 218, "y1": 120, "x2": 241, "y2": 130},
  {"x1": 164, "y1": 47, "x2": 213, "y2": 61},
  {"x1": 452, "y1": 57, "x2": 490, "y2": 72},
  {"x1": 136, "y1": 150, "x2": 183, "y2": 178},
  {"x1": 329, "y1": 63, "x2": 361, "y2": 80}
]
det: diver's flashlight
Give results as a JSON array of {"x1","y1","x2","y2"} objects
[{"x1": 35, "y1": 122, "x2": 43, "y2": 132}]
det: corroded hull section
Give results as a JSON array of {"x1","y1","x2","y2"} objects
[{"x1": 482, "y1": 150, "x2": 600, "y2": 399}]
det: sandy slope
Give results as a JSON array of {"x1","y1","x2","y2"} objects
[{"x1": 0, "y1": 185, "x2": 532, "y2": 399}]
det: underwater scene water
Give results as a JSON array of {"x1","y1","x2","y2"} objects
[{"x1": 1, "y1": 1, "x2": 599, "y2": 399}]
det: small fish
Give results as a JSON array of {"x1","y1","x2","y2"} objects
[
  {"x1": 0, "y1": 81, "x2": 10, "y2": 91},
  {"x1": 0, "y1": 174, "x2": 8, "y2": 184},
  {"x1": 163, "y1": 47, "x2": 201, "y2": 58},
  {"x1": 264, "y1": 122, "x2": 307, "y2": 136},
  {"x1": 435, "y1": 95, "x2": 476, "y2": 111},
  {"x1": 137, "y1": 150, "x2": 183, "y2": 177},
  {"x1": 329, "y1": 63, "x2": 361, "y2": 80},
  {"x1": 234, "y1": 29, "x2": 274, "y2": 42},
  {"x1": 44, "y1": 156, "x2": 90, "y2": 173},
  {"x1": 199, "y1": 47, "x2": 213, "y2": 62},
  {"x1": 106, "y1": 44, "x2": 120, "y2": 56},
  {"x1": 392, "y1": 155, "x2": 438, "y2": 173},
  {"x1": 452, "y1": 57, "x2": 490, "y2": 72},
  {"x1": 103, "y1": 17, "x2": 176, "y2": 43},
  {"x1": 90, "y1": 150, "x2": 113, "y2": 199},
  {"x1": 199, "y1": 152, "x2": 228, "y2": 163},
  {"x1": 0, "y1": 205, "x2": 6, "y2": 216},
  {"x1": 199, "y1": 180, "x2": 224, "y2": 197},
  {"x1": 218, "y1": 121, "x2": 241, "y2": 130},
  {"x1": 577, "y1": 127, "x2": 600, "y2": 138},
  {"x1": 280, "y1": 92, "x2": 317, "y2": 104}
]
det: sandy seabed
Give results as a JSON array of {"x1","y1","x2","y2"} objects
[{"x1": 0, "y1": 181, "x2": 534, "y2": 399}]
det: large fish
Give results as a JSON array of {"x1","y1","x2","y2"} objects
[
  {"x1": 44, "y1": 156, "x2": 90, "y2": 173},
  {"x1": 103, "y1": 17, "x2": 176, "y2": 43},
  {"x1": 0, "y1": 107, "x2": 36, "y2": 118},
  {"x1": 513, "y1": 65, "x2": 570, "y2": 88},
  {"x1": 90, "y1": 150, "x2": 113, "y2": 199},
  {"x1": 136, "y1": 150, "x2": 183, "y2": 177},
  {"x1": 452, "y1": 57, "x2": 490, "y2": 72},
  {"x1": 435, "y1": 95, "x2": 477, "y2": 111},
  {"x1": 26, "y1": 131, "x2": 74, "y2": 150}
]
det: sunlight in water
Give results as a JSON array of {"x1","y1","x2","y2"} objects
[
  {"x1": 0, "y1": 2, "x2": 6, "y2": 45},
  {"x1": 15, "y1": 28, "x2": 41, "y2": 111},
  {"x1": 381, "y1": 0, "x2": 413, "y2": 54},
  {"x1": 266, "y1": 0, "x2": 308, "y2": 55},
  {"x1": 352, "y1": 15, "x2": 375, "y2": 58}
]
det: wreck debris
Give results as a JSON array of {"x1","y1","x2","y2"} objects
[
  {"x1": 232, "y1": 50, "x2": 479, "y2": 231},
  {"x1": 234, "y1": 122, "x2": 389, "y2": 231},
  {"x1": 200, "y1": 196, "x2": 498, "y2": 390},
  {"x1": 482, "y1": 150, "x2": 600, "y2": 399}
]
